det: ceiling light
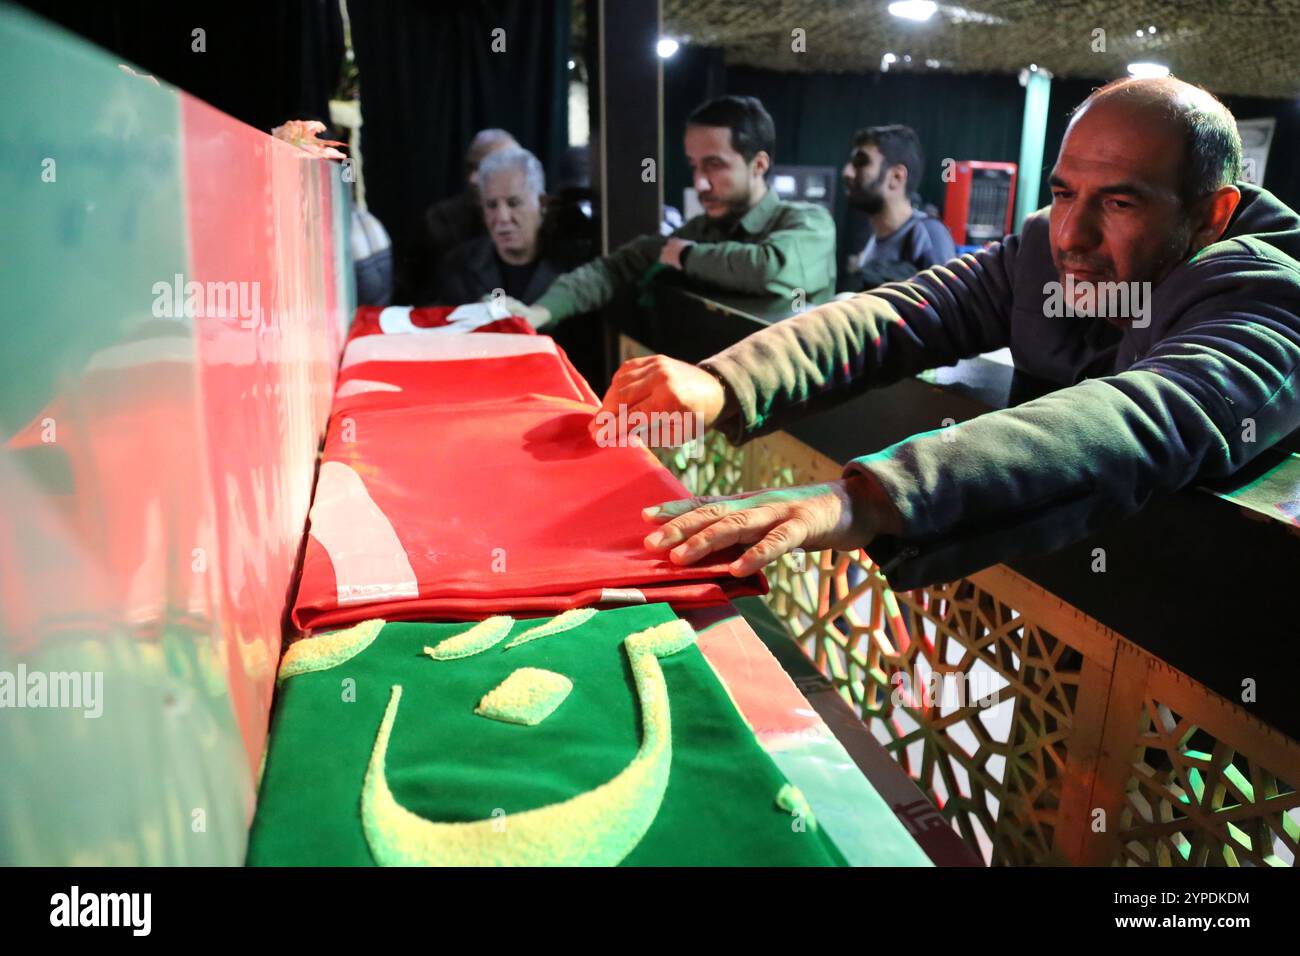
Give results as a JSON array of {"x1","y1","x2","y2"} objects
[
  {"x1": 656, "y1": 38, "x2": 679, "y2": 58},
  {"x1": 1127, "y1": 62, "x2": 1170, "y2": 78},
  {"x1": 1148, "y1": 25, "x2": 1157, "y2": 34},
  {"x1": 888, "y1": 1, "x2": 938, "y2": 22}
]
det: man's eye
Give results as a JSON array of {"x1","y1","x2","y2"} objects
[
  {"x1": 1106, "y1": 199, "x2": 1134, "y2": 210},
  {"x1": 1051, "y1": 190, "x2": 1073, "y2": 201}
]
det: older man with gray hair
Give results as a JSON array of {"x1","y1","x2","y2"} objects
[{"x1": 435, "y1": 145, "x2": 570, "y2": 305}]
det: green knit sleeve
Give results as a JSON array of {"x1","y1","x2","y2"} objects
[
  {"x1": 535, "y1": 235, "x2": 664, "y2": 322},
  {"x1": 682, "y1": 204, "x2": 837, "y2": 303}
]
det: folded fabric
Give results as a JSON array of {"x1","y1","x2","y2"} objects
[
  {"x1": 333, "y1": 332, "x2": 598, "y2": 415},
  {"x1": 291, "y1": 393, "x2": 765, "y2": 629},
  {"x1": 347, "y1": 304, "x2": 534, "y2": 343},
  {"x1": 248, "y1": 604, "x2": 845, "y2": 866}
]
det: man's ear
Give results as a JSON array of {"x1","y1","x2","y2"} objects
[
  {"x1": 1191, "y1": 184, "x2": 1241, "y2": 251},
  {"x1": 890, "y1": 164, "x2": 909, "y2": 193},
  {"x1": 751, "y1": 150, "x2": 771, "y2": 180}
]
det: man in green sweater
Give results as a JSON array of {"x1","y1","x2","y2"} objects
[
  {"x1": 502, "y1": 95, "x2": 836, "y2": 329},
  {"x1": 593, "y1": 77, "x2": 1300, "y2": 590}
]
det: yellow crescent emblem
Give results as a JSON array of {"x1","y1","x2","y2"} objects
[{"x1": 361, "y1": 619, "x2": 696, "y2": 866}]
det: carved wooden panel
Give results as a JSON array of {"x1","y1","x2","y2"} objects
[{"x1": 629, "y1": 364, "x2": 1300, "y2": 868}]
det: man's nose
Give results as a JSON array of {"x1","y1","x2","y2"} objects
[
  {"x1": 695, "y1": 174, "x2": 711, "y2": 194},
  {"x1": 1057, "y1": 201, "x2": 1102, "y2": 252},
  {"x1": 841, "y1": 162, "x2": 854, "y2": 181}
]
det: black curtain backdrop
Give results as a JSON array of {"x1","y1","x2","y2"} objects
[
  {"x1": 15, "y1": 0, "x2": 344, "y2": 134},
  {"x1": 348, "y1": 0, "x2": 570, "y2": 302}
]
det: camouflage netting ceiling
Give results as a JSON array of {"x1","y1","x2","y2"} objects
[{"x1": 573, "y1": 0, "x2": 1300, "y2": 99}]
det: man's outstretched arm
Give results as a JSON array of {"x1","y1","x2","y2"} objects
[
  {"x1": 701, "y1": 240, "x2": 1016, "y2": 443},
  {"x1": 845, "y1": 257, "x2": 1300, "y2": 586},
  {"x1": 593, "y1": 234, "x2": 1018, "y2": 442},
  {"x1": 641, "y1": 254, "x2": 1300, "y2": 589},
  {"x1": 507, "y1": 234, "x2": 664, "y2": 328}
]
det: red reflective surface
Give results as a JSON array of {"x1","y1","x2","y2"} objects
[
  {"x1": 181, "y1": 94, "x2": 342, "y2": 771},
  {"x1": 0, "y1": 8, "x2": 346, "y2": 863}
]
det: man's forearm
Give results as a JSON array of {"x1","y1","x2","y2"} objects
[
  {"x1": 535, "y1": 235, "x2": 663, "y2": 322},
  {"x1": 681, "y1": 240, "x2": 781, "y2": 295},
  {"x1": 534, "y1": 261, "x2": 616, "y2": 323},
  {"x1": 699, "y1": 245, "x2": 1016, "y2": 445}
]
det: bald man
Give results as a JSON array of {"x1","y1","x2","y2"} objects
[{"x1": 597, "y1": 77, "x2": 1300, "y2": 587}]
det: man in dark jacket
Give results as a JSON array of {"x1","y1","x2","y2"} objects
[{"x1": 594, "y1": 77, "x2": 1300, "y2": 590}]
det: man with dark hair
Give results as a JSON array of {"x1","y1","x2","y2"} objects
[
  {"x1": 685, "y1": 94, "x2": 776, "y2": 184},
  {"x1": 841, "y1": 125, "x2": 956, "y2": 291},
  {"x1": 504, "y1": 94, "x2": 835, "y2": 329},
  {"x1": 595, "y1": 77, "x2": 1300, "y2": 591}
]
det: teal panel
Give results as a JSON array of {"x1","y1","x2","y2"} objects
[
  {"x1": 769, "y1": 737, "x2": 933, "y2": 867},
  {"x1": 1015, "y1": 69, "x2": 1052, "y2": 229},
  {"x1": 0, "y1": 8, "x2": 190, "y2": 430}
]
